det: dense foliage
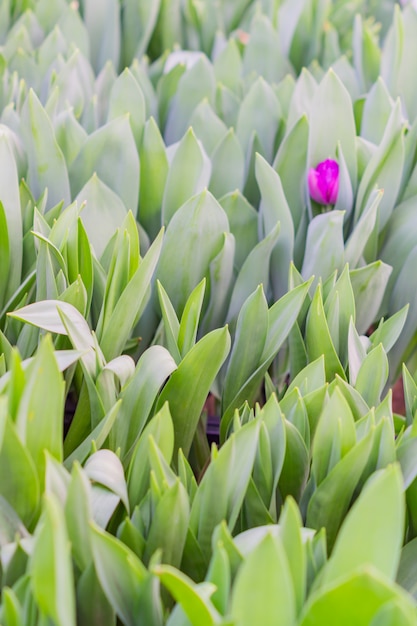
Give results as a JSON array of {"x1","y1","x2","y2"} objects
[{"x1": 1, "y1": 0, "x2": 417, "y2": 624}]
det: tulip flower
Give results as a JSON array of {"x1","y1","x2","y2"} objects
[{"x1": 308, "y1": 159, "x2": 339, "y2": 206}]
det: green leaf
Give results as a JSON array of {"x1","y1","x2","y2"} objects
[
  {"x1": 305, "y1": 284, "x2": 346, "y2": 381},
  {"x1": 65, "y1": 462, "x2": 93, "y2": 571},
  {"x1": 156, "y1": 189, "x2": 228, "y2": 316},
  {"x1": 273, "y1": 114, "x2": 309, "y2": 231},
  {"x1": 306, "y1": 428, "x2": 375, "y2": 550},
  {"x1": 222, "y1": 285, "x2": 268, "y2": 415},
  {"x1": 143, "y1": 479, "x2": 190, "y2": 569},
  {"x1": 127, "y1": 403, "x2": 174, "y2": 509},
  {"x1": 162, "y1": 128, "x2": 211, "y2": 225},
  {"x1": 354, "y1": 100, "x2": 405, "y2": 229},
  {"x1": 308, "y1": 69, "x2": 357, "y2": 191},
  {"x1": 321, "y1": 464, "x2": 404, "y2": 585},
  {"x1": 76, "y1": 564, "x2": 115, "y2": 626},
  {"x1": 236, "y1": 76, "x2": 281, "y2": 162},
  {"x1": 209, "y1": 128, "x2": 245, "y2": 198},
  {"x1": 15, "y1": 336, "x2": 65, "y2": 487},
  {"x1": 355, "y1": 344, "x2": 389, "y2": 407},
  {"x1": 70, "y1": 116, "x2": 139, "y2": 215},
  {"x1": 219, "y1": 190, "x2": 258, "y2": 271},
  {"x1": 30, "y1": 494, "x2": 76, "y2": 626},
  {"x1": 189, "y1": 418, "x2": 260, "y2": 562},
  {"x1": 350, "y1": 261, "x2": 392, "y2": 335},
  {"x1": 221, "y1": 280, "x2": 312, "y2": 434},
  {"x1": 84, "y1": 449, "x2": 129, "y2": 514},
  {"x1": 178, "y1": 278, "x2": 206, "y2": 357},
  {"x1": 231, "y1": 533, "x2": 296, "y2": 626},
  {"x1": 164, "y1": 56, "x2": 216, "y2": 144},
  {"x1": 154, "y1": 565, "x2": 219, "y2": 626},
  {"x1": 107, "y1": 67, "x2": 146, "y2": 147},
  {"x1": 139, "y1": 117, "x2": 169, "y2": 240},
  {"x1": 226, "y1": 222, "x2": 281, "y2": 323},
  {"x1": 301, "y1": 212, "x2": 345, "y2": 285},
  {"x1": 156, "y1": 326, "x2": 230, "y2": 458},
  {"x1": 0, "y1": 133, "x2": 22, "y2": 303},
  {"x1": 121, "y1": 0, "x2": 161, "y2": 64},
  {"x1": 115, "y1": 346, "x2": 177, "y2": 459},
  {"x1": 21, "y1": 89, "x2": 71, "y2": 211},
  {"x1": 0, "y1": 416, "x2": 39, "y2": 528},
  {"x1": 279, "y1": 497, "x2": 306, "y2": 616},
  {"x1": 300, "y1": 568, "x2": 416, "y2": 626},
  {"x1": 82, "y1": 0, "x2": 120, "y2": 73},
  {"x1": 90, "y1": 523, "x2": 162, "y2": 626},
  {"x1": 99, "y1": 228, "x2": 164, "y2": 361}
]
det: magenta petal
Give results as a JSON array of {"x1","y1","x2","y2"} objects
[
  {"x1": 327, "y1": 176, "x2": 339, "y2": 204},
  {"x1": 308, "y1": 159, "x2": 339, "y2": 205},
  {"x1": 308, "y1": 168, "x2": 326, "y2": 204}
]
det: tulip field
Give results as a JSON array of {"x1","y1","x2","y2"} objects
[{"x1": 2, "y1": 0, "x2": 417, "y2": 624}]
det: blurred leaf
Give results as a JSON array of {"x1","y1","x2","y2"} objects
[
  {"x1": 0, "y1": 133, "x2": 22, "y2": 303},
  {"x1": 354, "y1": 100, "x2": 405, "y2": 229},
  {"x1": 300, "y1": 568, "x2": 416, "y2": 626},
  {"x1": 107, "y1": 67, "x2": 146, "y2": 147},
  {"x1": 122, "y1": 0, "x2": 161, "y2": 64},
  {"x1": 139, "y1": 117, "x2": 169, "y2": 239},
  {"x1": 355, "y1": 344, "x2": 389, "y2": 407},
  {"x1": 164, "y1": 56, "x2": 216, "y2": 144},
  {"x1": 301, "y1": 211, "x2": 345, "y2": 285},
  {"x1": 231, "y1": 533, "x2": 296, "y2": 626},
  {"x1": 321, "y1": 464, "x2": 404, "y2": 585},
  {"x1": 82, "y1": 0, "x2": 120, "y2": 73},
  {"x1": 30, "y1": 494, "x2": 76, "y2": 626},
  {"x1": 236, "y1": 76, "x2": 281, "y2": 162},
  {"x1": 308, "y1": 69, "x2": 357, "y2": 191},
  {"x1": 15, "y1": 336, "x2": 64, "y2": 487},
  {"x1": 154, "y1": 565, "x2": 220, "y2": 626},
  {"x1": 65, "y1": 462, "x2": 93, "y2": 571},
  {"x1": 0, "y1": 416, "x2": 39, "y2": 528},
  {"x1": 70, "y1": 116, "x2": 139, "y2": 215},
  {"x1": 162, "y1": 128, "x2": 211, "y2": 225},
  {"x1": 21, "y1": 88, "x2": 71, "y2": 211}
]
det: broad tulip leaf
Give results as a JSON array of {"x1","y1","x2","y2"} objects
[
  {"x1": 156, "y1": 190, "x2": 228, "y2": 316},
  {"x1": 306, "y1": 428, "x2": 375, "y2": 550},
  {"x1": 156, "y1": 326, "x2": 230, "y2": 458},
  {"x1": 21, "y1": 89, "x2": 71, "y2": 210},
  {"x1": 90, "y1": 523, "x2": 163, "y2": 626},
  {"x1": 70, "y1": 116, "x2": 139, "y2": 215},
  {"x1": 300, "y1": 568, "x2": 416, "y2": 626},
  {"x1": 189, "y1": 418, "x2": 260, "y2": 562},
  {"x1": 231, "y1": 533, "x2": 296, "y2": 626},
  {"x1": 30, "y1": 494, "x2": 76, "y2": 626},
  {"x1": 154, "y1": 565, "x2": 219, "y2": 626}
]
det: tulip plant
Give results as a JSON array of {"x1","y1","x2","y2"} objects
[{"x1": 1, "y1": 0, "x2": 417, "y2": 624}]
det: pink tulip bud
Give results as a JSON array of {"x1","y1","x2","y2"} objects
[{"x1": 308, "y1": 159, "x2": 339, "y2": 205}]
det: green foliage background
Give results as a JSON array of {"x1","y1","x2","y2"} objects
[{"x1": 0, "y1": 0, "x2": 417, "y2": 624}]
